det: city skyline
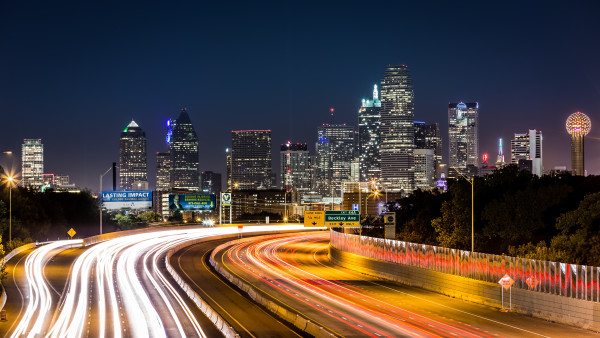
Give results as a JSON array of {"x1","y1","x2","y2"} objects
[{"x1": 2, "y1": 2, "x2": 600, "y2": 190}]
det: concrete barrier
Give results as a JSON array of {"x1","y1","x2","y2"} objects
[
  {"x1": 209, "y1": 234, "x2": 337, "y2": 338},
  {"x1": 0, "y1": 242, "x2": 39, "y2": 311},
  {"x1": 329, "y1": 245, "x2": 600, "y2": 332}
]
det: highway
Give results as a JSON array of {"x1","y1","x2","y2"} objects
[
  {"x1": 2, "y1": 225, "x2": 307, "y2": 337},
  {"x1": 209, "y1": 231, "x2": 599, "y2": 337}
]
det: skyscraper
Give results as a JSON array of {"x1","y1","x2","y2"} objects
[
  {"x1": 448, "y1": 102, "x2": 479, "y2": 178},
  {"x1": 280, "y1": 142, "x2": 311, "y2": 193},
  {"x1": 225, "y1": 148, "x2": 232, "y2": 191},
  {"x1": 510, "y1": 130, "x2": 543, "y2": 176},
  {"x1": 200, "y1": 171, "x2": 222, "y2": 194},
  {"x1": 379, "y1": 65, "x2": 415, "y2": 192},
  {"x1": 231, "y1": 130, "x2": 272, "y2": 190},
  {"x1": 358, "y1": 84, "x2": 381, "y2": 183},
  {"x1": 156, "y1": 152, "x2": 170, "y2": 191},
  {"x1": 119, "y1": 120, "x2": 147, "y2": 190},
  {"x1": 170, "y1": 109, "x2": 199, "y2": 190},
  {"x1": 414, "y1": 149, "x2": 435, "y2": 190},
  {"x1": 566, "y1": 112, "x2": 591, "y2": 176},
  {"x1": 316, "y1": 124, "x2": 355, "y2": 196},
  {"x1": 21, "y1": 139, "x2": 43, "y2": 188},
  {"x1": 414, "y1": 121, "x2": 442, "y2": 180}
]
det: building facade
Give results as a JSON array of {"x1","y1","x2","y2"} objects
[
  {"x1": 414, "y1": 149, "x2": 435, "y2": 190},
  {"x1": 169, "y1": 109, "x2": 199, "y2": 190},
  {"x1": 119, "y1": 120, "x2": 147, "y2": 190},
  {"x1": 510, "y1": 130, "x2": 543, "y2": 176},
  {"x1": 379, "y1": 65, "x2": 415, "y2": 192},
  {"x1": 316, "y1": 124, "x2": 355, "y2": 197},
  {"x1": 231, "y1": 130, "x2": 272, "y2": 190},
  {"x1": 280, "y1": 142, "x2": 311, "y2": 194},
  {"x1": 414, "y1": 121, "x2": 442, "y2": 180},
  {"x1": 156, "y1": 152, "x2": 170, "y2": 191},
  {"x1": 21, "y1": 139, "x2": 44, "y2": 188},
  {"x1": 200, "y1": 171, "x2": 222, "y2": 195},
  {"x1": 448, "y1": 102, "x2": 479, "y2": 178},
  {"x1": 358, "y1": 84, "x2": 381, "y2": 182}
]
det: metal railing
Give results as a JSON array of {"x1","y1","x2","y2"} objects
[{"x1": 330, "y1": 229, "x2": 600, "y2": 302}]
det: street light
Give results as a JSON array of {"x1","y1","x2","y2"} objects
[
  {"x1": 453, "y1": 167, "x2": 474, "y2": 252},
  {"x1": 99, "y1": 166, "x2": 112, "y2": 235},
  {"x1": 6, "y1": 176, "x2": 14, "y2": 243}
]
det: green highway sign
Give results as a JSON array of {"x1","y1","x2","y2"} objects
[{"x1": 324, "y1": 210, "x2": 360, "y2": 227}]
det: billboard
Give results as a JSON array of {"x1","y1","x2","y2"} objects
[
  {"x1": 101, "y1": 191, "x2": 152, "y2": 210},
  {"x1": 169, "y1": 194, "x2": 216, "y2": 211}
]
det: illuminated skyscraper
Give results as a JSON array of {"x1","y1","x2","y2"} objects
[
  {"x1": 231, "y1": 130, "x2": 272, "y2": 190},
  {"x1": 170, "y1": 109, "x2": 199, "y2": 190},
  {"x1": 316, "y1": 124, "x2": 355, "y2": 196},
  {"x1": 496, "y1": 138, "x2": 506, "y2": 168},
  {"x1": 566, "y1": 112, "x2": 591, "y2": 176},
  {"x1": 448, "y1": 102, "x2": 479, "y2": 178},
  {"x1": 21, "y1": 139, "x2": 44, "y2": 188},
  {"x1": 280, "y1": 142, "x2": 311, "y2": 193},
  {"x1": 156, "y1": 152, "x2": 170, "y2": 191},
  {"x1": 414, "y1": 121, "x2": 442, "y2": 180},
  {"x1": 414, "y1": 149, "x2": 434, "y2": 190},
  {"x1": 358, "y1": 84, "x2": 381, "y2": 182},
  {"x1": 200, "y1": 171, "x2": 222, "y2": 194},
  {"x1": 380, "y1": 65, "x2": 414, "y2": 192},
  {"x1": 119, "y1": 120, "x2": 147, "y2": 190},
  {"x1": 225, "y1": 148, "x2": 232, "y2": 191},
  {"x1": 510, "y1": 130, "x2": 542, "y2": 176}
]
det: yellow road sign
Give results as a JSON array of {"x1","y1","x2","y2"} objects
[
  {"x1": 68, "y1": 228, "x2": 76, "y2": 238},
  {"x1": 304, "y1": 211, "x2": 325, "y2": 227}
]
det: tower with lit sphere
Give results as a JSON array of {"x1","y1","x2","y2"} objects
[{"x1": 566, "y1": 112, "x2": 591, "y2": 176}]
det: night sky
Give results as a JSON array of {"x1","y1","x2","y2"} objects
[{"x1": 2, "y1": 1, "x2": 600, "y2": 191}]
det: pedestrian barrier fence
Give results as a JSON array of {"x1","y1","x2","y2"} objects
[{"x1": 330, "y1": 228, "x2": 600, "y2": 302}]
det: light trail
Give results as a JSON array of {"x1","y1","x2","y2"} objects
[
  {"x1": 11, "y1": 225, "x2": 306, "y2": 337},
  {"x1": 220, "y1": 232, "x2": 534, "y2": 337}
]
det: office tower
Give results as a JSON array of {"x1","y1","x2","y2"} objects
[
  {"x1": 566, "y1": 112, "x2": 591, "y2": 176},
  {"x1": 414, "y1": 149, "x2": 434, "y2": 190},
  {"x1": 119, "y1": 120, "x2": 147, "y2": 190},
  {"x1": 358, "y1": 84, "x2": 381, "y2": 182},
  {"x1": 448, "y1": 102, "x2": 479, "y2": 178},
  {"x1": 200, "y1": 171, "x2": 222, "y2": 194},
  {"x1": 225, "y1": 148, "x2": 232, "y2": 191},
  {"x1": 170, "y1": 109, "x2": 199, "y2": 190},
  {"x1": 510, "y1": 130, "x2": 543, "y2": 176},
  {"x1": 380, "y1": 65, "x2": 415, "y2": 192},
  {"x1": 156, "y1": 152, "x2": 170, "y2": 191},
  {"x1": 414, "y1": 121, "x2": 442, "y2": 180},
  {"x1": 231, "y1": 130, "x2": 272, "y2": 190},
  {"x1": 496, "y1": 138, "x2": 506, "y2": 168},
  {"x1": 55, "y1": 175, "x2": 70, "y2": 186},
  {"x1": 280, "y1": 142, "x2": 311, "y2": 193},
  {"x1": 21, "y1": 139, "x2": 43, "y2": 188},
  {"x1": 316, "y1": 124, "x2": 355, "y2": 196}
]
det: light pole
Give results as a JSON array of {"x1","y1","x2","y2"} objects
[
  {"x1": 99, "y1": 166, "x2": 112, "y2": 235},
  {"x1": 453, "y1": 167, "x2": 474, "y2": 252},
  {"x1": 7, "y1": 176, "x2": 13, "y2": 244}
]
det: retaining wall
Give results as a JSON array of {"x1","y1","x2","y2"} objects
[{"x1": 330, "y1": 245, "x2": 600, "y2": 332}]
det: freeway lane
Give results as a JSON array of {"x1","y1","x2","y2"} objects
[
  {"x1": 5, "y1": 225, "x2": 309, "y2": 337},
  {"x1": 171, "y1": 237, "x2": 307, "y2": 338},
  {"x1": 213, "y1": 232, "x2": 599, "y2": 337}
]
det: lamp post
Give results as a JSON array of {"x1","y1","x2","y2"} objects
[
  {"x1": 99, "y1": 166, "x2": 112, "y2": 235},
  {"x1": 7, "y1": 176, "x2": 13, "y2": 243},
  {"x1": 453, "y1": 167, "x2": 474, "y2": 252}
]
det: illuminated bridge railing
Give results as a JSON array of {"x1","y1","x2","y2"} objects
[{"x1": 330, "y1": 229, "x2": 600, "y2": 302}]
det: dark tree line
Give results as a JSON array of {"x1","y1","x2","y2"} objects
[{"x1": 387, "y1": 165, "x2": 600, "y2": 266}]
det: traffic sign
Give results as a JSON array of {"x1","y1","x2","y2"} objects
[
  {"x1": 221, "y1": 193, "x2": 232, "y2": 206},
  {"x1": 526, "y1": 276, "x2": 539, "y2": 290},
  {"x1": 498, "y1": 274, "x2": 514, "y2": 290},
  {"x1": 324, "y1": 210, "x2": 360, "y2": 227},
  {"x1": 304, "y1": 211, "x2": 325, "y2": 227},
  {"x1": 68, "y1": 228, "x2": 76, "y2": 239},
  {"x1": 352, "y1": 204, "x2": 359, "y2": 211}
]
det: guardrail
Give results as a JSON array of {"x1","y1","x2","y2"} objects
[
  {"x1": 0, "y1": 242, "x2": 40, "y2": 311},
  {"x1": 330, "y1": 228, "x2": 600, "y2": 302}
]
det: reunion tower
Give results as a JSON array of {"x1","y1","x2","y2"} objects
[{"x1": 566, "y1": 112, "x2": 591, "y2": 176}]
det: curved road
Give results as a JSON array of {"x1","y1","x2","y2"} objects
[{"x1": 206, "y1": 231, "x2": 598, "y2": 337}]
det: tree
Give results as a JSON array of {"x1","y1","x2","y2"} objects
[
  {"x1": 139, "y1": 211, "x2": 161, "y2": 222},
  {"x1": 549, "y1": 192, "x2": 600, "y2": 266}
]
